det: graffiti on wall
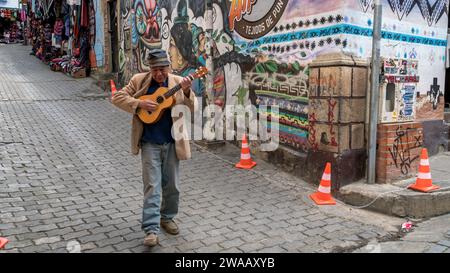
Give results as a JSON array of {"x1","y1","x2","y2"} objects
[
  {"x1": 248, "y1": 60, "x2": 309, "y2": 150},
  {"x1": 388, "y1": 125, "x2": 423, "y2": 175},
  {"x1": 346, "y1": 0, "x2": 448, "y2": 123},
  {"x1": 416, "y1": 77, "x2": 445, "y2": 120},
  {"x1": 116, "y1": 0, "x2": 419, "y2": 152},
  {"x1": 227, "y1": 0, "x2": 350, "y2": 150},
  {"x1": 308, "y1": 71, "x2": 340, "y2": 152},
  {"x1": 117, "y1": 0, "x2": 259, "y2": 109}
]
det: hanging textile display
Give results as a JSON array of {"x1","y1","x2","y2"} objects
[
  {"x1": 40, "y1": 0, "x2": 55, "y2": 19},
  {"x1": 26, "y1": 0, "x2": 95, "y2": 78},
  {"x1": 80, "y1": 0, "x2": 88, "y2": 28}
]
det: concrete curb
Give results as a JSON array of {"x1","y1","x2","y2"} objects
[{"x1": 338, "y1": 181, "x2": 450, "y2": 219}]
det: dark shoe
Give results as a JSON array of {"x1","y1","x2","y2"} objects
[
  {"x1": 161, "y1": 219, "x2": 179, "y2": 235},
  {"x1": 143, "y1": 233, "x2": 158, "y2": 247}
]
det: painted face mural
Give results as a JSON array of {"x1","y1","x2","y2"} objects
[{"x1": 133, "y1": 0, "x2": 164, "y2": 70}]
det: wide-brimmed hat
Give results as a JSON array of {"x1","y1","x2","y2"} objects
[{"x1": 147, "y1": 49, "x2": 170, "y2": 68}]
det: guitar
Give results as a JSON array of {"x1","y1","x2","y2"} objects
[{"x1": 137, "y1": 67, "x2": 208, "y2": 124}]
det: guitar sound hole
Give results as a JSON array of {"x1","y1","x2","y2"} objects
[{"x1": 156, "y1": 96, "x2": 164, "y2": 104}]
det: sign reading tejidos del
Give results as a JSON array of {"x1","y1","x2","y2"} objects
[{"x1": 228, "y1": 0, "x2": 289, "y2": 40}]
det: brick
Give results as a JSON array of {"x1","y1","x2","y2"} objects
[
  {"x1": 219, "y1": 238, "x2": 245, "y2": 249},
  {"x1": 79, "y1": 233, "x2": 108, "y2": 244},
  {"x1": 85, "y1": 246, "x2": 116, "y2": 253},
  {"x1": 34, "y1": 236, "x2": 61, "y2": 245},
  {"x1": 63, "y1": 230, "x2": 91, "y2": 241},
  {"x1": 194, "y1": 243, "x2": 222, "y2": 253},
  {"x1": 30, "y1": 224, "x2": 58, "y2": 233}
]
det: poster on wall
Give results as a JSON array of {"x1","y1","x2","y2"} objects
[{"x1": 0, "y1": 0, "x2": 19, "y2": 9}]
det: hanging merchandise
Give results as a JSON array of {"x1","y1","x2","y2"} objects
[
  {"x1": 53, "y1": 18, "x2": 63, "y2": 48},
  {"x1": 20, "y1": 7, "x2": 26, "y2": 22},
  {"x1": 80, "y1": 0, "x2": 88, "y2": 28}
]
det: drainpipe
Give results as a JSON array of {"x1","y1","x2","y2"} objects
[{"x1": 367, "y1": 0, "x2": 383, "y2": 184}]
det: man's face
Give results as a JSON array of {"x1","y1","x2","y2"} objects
[{"x1": 151, "y1": 66, "x2": 169, "y2": 84}]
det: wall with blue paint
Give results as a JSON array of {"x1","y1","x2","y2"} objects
[
  {"x1": 93, "y1": 0, "x2": 104, "y2": 68},
  {"x1": 344, "y1": 0, "x2": 448, "y2": 122},
  {"x1": 116, "y1": 0, "x2": 448, "y2": 153}
]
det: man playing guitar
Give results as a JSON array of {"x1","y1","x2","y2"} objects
[{"x1": 112, "y1": 49, "x2": 198, "y2": 247}]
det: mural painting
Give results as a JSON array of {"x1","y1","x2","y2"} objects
[
  {"x1": 345, "y1": 0, "x2": 447, "y2": 122},
  {"x1": 118, "y1": 0, "x2": 254, "y2": 108},
  {"x1": 116, "y1": 0, "x2": 448, "y2": 153},
  {"x1": 228, "y1": 0, "x2": 348, "y2": 150}
]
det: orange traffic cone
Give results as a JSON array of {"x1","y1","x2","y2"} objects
[
  {"x1": 310, "y1": 162, "x2": 336, "y2": 205},
  {"x1": 0, "y1": 237, "x2": 8, "y2": 249},
  {"x1": 235, "y1": 134, "x2": 257, "y2": 170},
  {"x1": 408, "y1": 148, "x2": 440, "y2": 193},
  {"x1": 110, "y1": 80, "x2": 117, "y2": 97}
]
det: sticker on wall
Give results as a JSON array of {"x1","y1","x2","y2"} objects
[
  {"x1": 228, "y1": 0, "x2": 289, "y2": 39},
  {"x1": 399, "y1": 84, "x2": 416, "y2": 120}
]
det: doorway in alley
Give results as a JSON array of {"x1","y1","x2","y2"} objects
[
  {"x1": 108, "y1": 0, "x2": 119, "y2": 73},
  {"x1": 446, "y1": 70, "x2": 450, "y2": 108},
  {"x1": 446, "y1": 21, "x2": 450, "y2": 109}
]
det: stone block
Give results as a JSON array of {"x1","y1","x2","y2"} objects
[
  {"x1": 311, "y1": 123, "x2": 339, "y2": 153},
  {"x1": 309, "y1": 98, "x2": 339, "y2": 122},
  {"x1": 351, "y1": 124, "x2": 365, "y2": 150},
  {"x1": 317, "y1": 67, "x2": 341, "y2": 97},
  {"x1": 338, "y1": 125, "x2": 350, "y2": 152},
  {"x1": 317, "y1": 67, "x2": 352, "y2": 97},
  {"x1": 352, "y1": 67, "x2": 368, "y2": 97},
  {"x1": 341, "y1": 98, "x2": 366, "y2": 123},
  {"x1": 309, "y1": 68, "x2": 319, "y2": 97}
]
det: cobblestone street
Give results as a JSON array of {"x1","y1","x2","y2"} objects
[{"x1": 0, "y1": 44, "x2": 431, "y2": 253}]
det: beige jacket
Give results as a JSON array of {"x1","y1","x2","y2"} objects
[{"x1": 111, "y1": 72, "x2": 198, "y2": 160}]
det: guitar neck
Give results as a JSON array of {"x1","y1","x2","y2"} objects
[{"x1": 164, "y1": 75, "x2": 195, "y2": 99}]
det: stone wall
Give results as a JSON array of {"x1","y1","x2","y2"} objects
[{"x1": 307, "y1": 52, "x2": 369, "y2": 190}]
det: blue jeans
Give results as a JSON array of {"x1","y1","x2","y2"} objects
[{"x1": 141, "y1": 142, "x2": 180, "y2": 234}]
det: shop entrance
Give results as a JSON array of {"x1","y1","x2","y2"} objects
[
  {"x1": 446, "y1": 21, "x2": 450, "y2": 109},
  {"x1": 108, "y1": 0, "x2": 119, "y2": 73},
  {"x1": 446, "y1": 68, "x2": 450, "y2": 109}
]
